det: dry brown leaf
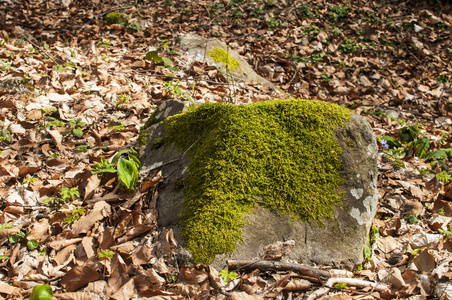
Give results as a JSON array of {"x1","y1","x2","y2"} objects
[
  {"x1": 48, "y1": 238, "x2": 83, "y2": 251},
  {"x1": 72, "y1": 201, "x2": 111, "y2": 234},
  {"x1": 180, "y1": 265, "x2": 209, "y2": 284},
  {"x1": 276, "y1": 278, "x2": 311, "y2": 292},
  {"x1": 53, "y1": 244, "x2": 77, "y2": 266},
  {"x1": 60, "y1": 265, "x2": 103, "y2": 292},
  {"x1": 110, "y1": 278, "x2": 136, "y2": 300},
  {"x1": 226, "y1": 292, "x2": 264, "y2": 300},
  {"x1": 379, "y1": 268, "x2": 406, "y2": 289},
  {"x1": 54, "y1": 292, "x2": 93, "y2": 300},
  {"x1": 99, "y1": 225, "x2": 116, "y2": 250},
  {"x1": 108, "y1": 253, "x2": 130, "y2": 295},
  {"x1": 376, "y1": 236, "x2": 399, "y2": 257},
  {"x1": 329, "y1": 294, "x2": 352, "y2": 300},
  {"x1": 46, "y1": 128, "x2": 65, "y2": 151},
  {"x1": 81, "y1": 236, "x2": 97, "y2": 259},
  {"x1": 413, "y1": 249, "x2": 436, "y2": 274},
  {"x1": 0, "y1": 283, "x2": 20, "y2": 295},
  {"x1": 84, "y1": 174, "x2": 100, "y2": 201},
  {"x1": 26, "y1": 218, "x2": 49, "y2": 241}
]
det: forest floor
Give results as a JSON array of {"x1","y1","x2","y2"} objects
[{"x1": 0, "y1": 0, "x2": 452, "y2": 299}]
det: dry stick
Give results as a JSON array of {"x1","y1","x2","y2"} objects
[
  {"x1": 324, "y1": 277, "x2": 389, "y2": 292},
  {"x1": 21, "y1": 34, "x2": 63, "y2": 65},
  {"x1": 228, "y1": 260, "x2": 329, "y2": 283},
  {"x1": 304, "y1": 287, "x2": 330, "y2": 300},
  {"x1": 99, "y1": 6, "x2": 134, "y2": 17}
]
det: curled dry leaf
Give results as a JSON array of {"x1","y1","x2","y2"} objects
[
  {"x1": 60, "y1": 265, "x2": 103, "y2": 292},
  {"x1": 413, "y1": 249, "x2": 436, "y2": 274},
  {"x1": 71, "y1": 201, "x2": 111, "y2": 235},
  {"x1": 26, "y1": 218, "x2": 49, "y2": 241},
  {"x1": 110, "y1": 278, "x2": 136, "y2": 300},
  {"x1": 84, "y1": 174, "x2": 101, "y2": 201}
]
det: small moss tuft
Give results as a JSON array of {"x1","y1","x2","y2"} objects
[
  {"x1": 105, "y1": 12, "x2": 127, "y2": 25},
  {"x1": 138, "y1": 108, "x2": 161, "y2": 151},
  {"x1": 208, "y1": 47, "x2": 241, "y2": 72},
  {"x1": 163, "y1": 99, "x2": 352, "y2": 264},
  {"x1": 152, "y1": 137, "x2": 164, "y2": 149}
]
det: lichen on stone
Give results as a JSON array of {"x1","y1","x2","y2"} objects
[
  {"x1": 162, "y1": 99, "x2": 352, "y2": 264},
  {"x1": 208, "y1": 47, "x2": 241, "y2": 72}
]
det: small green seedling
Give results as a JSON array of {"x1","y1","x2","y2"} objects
[
  {"x1": 408, "y1": 248, "x2": 421, "y2": 256},
  {"x1": 45, "y1": 117, "x2": 65, "y2": 129},
  {"x1": 98, "y1": 249, "x2": 115, "y2": 259},
  {"x1": 97, "y1": 40, "x2": 112, "y2": 48},
  {"x1": 43, "y1": 187, "x2": 79, "y2": 205},
  {"x1": 0, "y1": 224, "x2": 12, "y2": 231},
  {"x1": 164, "y1": 80, "x2": 192, "y2": 101},
  {"x1": 144, "y1": 50, "x2": 175, "y2": 70},
  {"x1": 23, "y1": 176, "x2": 37, "y2": 185},
  {"x1": 68, "y1": 118, "x2": 86, "y2": 138},
  {"x1": 438, "y1": 208, "x2": 446, "y2": 216},
  {"x1": 109, "y1": 121, "x2": 126, "y2": 131},
  {"x1": 219, "y1": 269, "x2": 237, "y2": 282},
  {"x1": 333, "y1": 282, "x2": 349, "y2": 289},
  {"x1": 405, "y1": 213, "x2": 420, "y2": 224},
  {"x1": 439, "y1": 229, "x2": 452, "y2": 237},
  {"x1": 92, "y1": 158, "x2": 116, "y2": 174},
  {"x1": 65, "y1": 208, "x2": 85, "y2": 224},
  {"x1": 9, "y1": 231, "x2": 25, "y2": 244},
  {"x1": 59, "y1": 187, "x2": 79, "y2": 202},
  {"x1": 436, "y1": 171, "x2": 452, "y2": 184}
]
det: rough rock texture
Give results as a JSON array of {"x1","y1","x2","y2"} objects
[
  {"x1": 175, "y1": 33, "x2": 276, "y2": 90},
  {"x1": 140, "y1": 100, "x2": 378, "y2": 270}
]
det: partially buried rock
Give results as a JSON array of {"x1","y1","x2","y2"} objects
[
  {"x1": 175, "y1": 33, "x2": 277, "y2": 91},
  {"x1": 139, "y1": 99, "x2": 378, "y2": 270}
]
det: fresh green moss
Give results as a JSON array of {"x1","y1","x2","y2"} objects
[
  {"x1": 163, "y1": 99, "x2": 352, "y2": 264},
  {"x1": 104, "y1": 12, "x2": 126, "y2": 25},
  {"x1": 139, "y1": 108, "x2": 161, "y2": 151},
  {"x1": 152, "y1": 137, "x2": 164, "y2": 149},
  {"x1": 208, "y1": 47, "x2": 240, "y2": 72}
]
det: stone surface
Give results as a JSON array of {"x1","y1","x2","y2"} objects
[
  {"x1": 139, "y1": 99, "x2": 378, "y2": 270},
  {"x1": 175, "y1": 33, "x2": 276, "y2": 90}
]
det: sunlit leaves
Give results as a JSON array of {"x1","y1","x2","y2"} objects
[{"x1": 117, "y1": 158, "x2": 138, "y2": 190}]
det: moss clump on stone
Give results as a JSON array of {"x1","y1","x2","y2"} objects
[
  {"x1": 208, "y1": 47, "x2": 241, "y2": 72},
  {"x1": 104, "y1": 12, "x2": 126, "y2": 25},
  {"x1": 163, "y1": 99, "x2": 352, "y2": 264},
  {"x1": 139, "y1": 108, "x2": 161, "y2": 151}
]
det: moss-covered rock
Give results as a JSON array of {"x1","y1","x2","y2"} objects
[
  {"x1": 104, "y1": 12, "x2": 127, "y2": 25},
  {"x1": 140, "y1": 99, "x2": 378, "y2": 269}
]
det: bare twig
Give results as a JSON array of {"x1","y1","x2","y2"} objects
[
  {"x1": 324, "y1": 277, "x2": 389, "y2": 292},
  {"x1": 21, "y1": 34, "x2": 62, "y2": 65},
  {"x1": 228, "y1": 260, "x2": 329, "y2": 283}
]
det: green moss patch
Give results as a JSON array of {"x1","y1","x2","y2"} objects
[
  {"x1": 208, "y1": 47, "x2": 241, "y2": 72},
  {"x1": 163, "y1": 99, "x2": 351, "y2": 264},
  {"x1": 104, "y1": 12, "x2": 127, "y2": 25}
]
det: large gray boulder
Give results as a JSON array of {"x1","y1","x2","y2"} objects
[{"x1": 139, "y1": 99, "x2": 378, "y2": 270}]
